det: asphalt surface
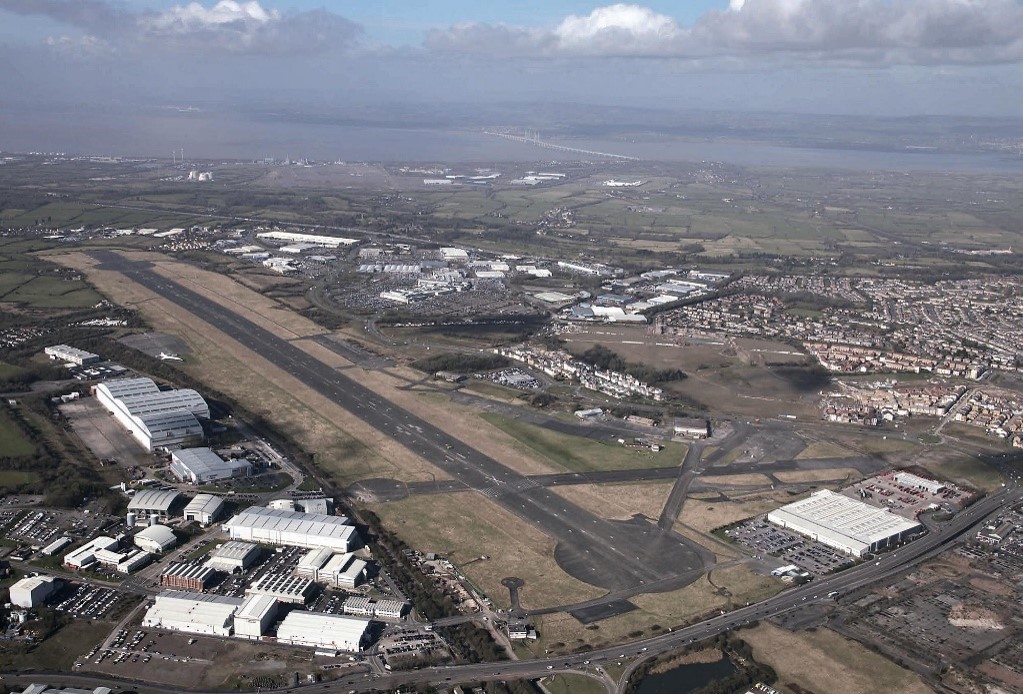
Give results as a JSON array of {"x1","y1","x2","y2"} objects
[
  {"x1": 93, "y1": 251, "x2": 711, "y2": 592},
  {"x1": 10, "y1": 480, "x2": 1019, "y2": 694}
]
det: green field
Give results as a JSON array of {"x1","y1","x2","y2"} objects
[
  {"x1": 480, "y1": 413, "x2": 685, "y2": 473},
  {"x1": 542, "y1": 673, "x2": 607, "y2": 694},
  {"x1": 0, "y1": 413, "x2": 36, "y2": 457},
  {"x1": 0, "y1": 470, "x2": 41, "y2": 487},
  {"x1": 0, "y1": 361, "x2": 26, "y2": 381}
]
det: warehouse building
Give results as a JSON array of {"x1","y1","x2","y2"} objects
[
  {"x1": 893, "y1": 471, "x2": 946, "y2": 495},
  {"x1": 233, "y1": 594, "x2": 279, "y2": 640},
  {"x1": 274, "y1": 611, "x2": 371, "y2": 652},
  {"x1": 45, "y1": 344, "x2": 100, "y2": 366},
  {"x1": 41, "y1": 537, "x2": 72, "y2": 557},
  {"x1": 183, "y1": 494, "x2": 225, "y2": 526},
  {"x1": 206, "y1": 541, "x2": 262, "y2": 573},
  {"x1": 94, "y1": 547, "x2": 151, "y2": 574},
  {"x1": 223, "y1": 506, "x2": 359, "y2": 553},
  {"x1": 341, "y1": 596, "x2": 407, "y2": 620},
  {"x1": 294, "y1": 547, "x2": 334, "y2": 581},
  {"x1": 10, "y1": 575, "x2": 58, "y2": 608},
  {"x1": 64, "y1": 536, "x2": 119, "y2": 570},
  {"x1": 767, "y1": 490, "x2": 923, "y2": 557},
  {"x1": 95, "y1": 378, "x2": 208, "y2": 451},
  {"x1": 128, "y1": 490, "x2": 181, "y2": 521},
  {"x1": 171, "y1": 448, "x2": 252, "y2": 484},
  {"x1": 134, "y1": 525, "x2": 177, "y2": 554},
  {"x1": 247, "y1": 572, "x2": 314, "y2": 604},
  {"x1": 323, "y1": 553, "x2": 367, "y2": 589},
  {"x1": 142, "y1": 591, "x2": 242, "y2": 636},
  {"x1": 19, "y1": 685, "x2": 111, "y2": 694},
  {"x1": 268, "y1": 496, "x2": 332, "y2": 514},
  {"x1": 160, "y1": 562, "x2": 217, "y2": 591}
]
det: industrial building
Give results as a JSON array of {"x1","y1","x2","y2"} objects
[
  {"x1": 95, "y1": 378, "x2": 208, "y2": 451},
  {"x1": 171, "y1": 448, "x2": 252, "y2": 484},
  {"x1": 247, "y1": 572, "x2": 314, "y2": 604},
  {"x1": 19, "y1": 685, "x2": 111, "y2": 694},
  {"x1": 256, "y1": 231, "x2": 358, "y2": 248},
  {"x1": 127, "y1": 489, "x2": 181, "y2": 521},
  {"x1": 233, "y1": 594, "x2": 279, "y2": 640},
  {"x1": 142, "y1": 591, "x2": 242, "y2": 636},
  {"x1": 274, "y1": 611, "x2": 371, "y2": 652},
  {"x1": 767, "y1": 490, "x2": 923, "y2": 557},
  {"x1": 673, "y1": 417, "x2": 711, "y2": 439},
  {"x1": 292, "y1": 549, "x2": 366, "y2": 588},
  {"x1": 223, "y1": 506, "x2": 359, "y2": 553},
  {"x1": 206, "y1": 541, "x2": 261, "y2": 573},
  {"x1": 94, "y1": 547, "x2": 151, "y2": 574},
  {"x1": 268, "y1": 496, "x2": 332, "y2": 514},
  {"x1": 134, "y1": 524, "x2": 177, "y2": 554},
  {"x1": 341, "y1": 596, "x2": 407, "y2": 620},
  {"x1": 64, "y1": 536, "x2": 119, "y2": 570},
  {"x1": 894, "y1": 471, "x2": 947, "y2": 495},
  {"x1": 44, "y1": 344, "x2": 100, "y2": 366},
  {"x1": 41, "y1": 537, "x2": 72, "y2": 556},
  {"x1": 160, "y1": 562, "x2": 216, "y2": 591},
  {"x1": 183, "y1": 494, "x2": 225, "y2": 526},
  {"x1": 10, "y1": 575, "x2": 58, "y2": 608}
]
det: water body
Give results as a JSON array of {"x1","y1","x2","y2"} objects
[
  {"x1": 2, "y1": 106, "x2": 1021, "y2": 174},
  {"x1": 634, "y1": 656, "x2": 738, "y2": 694}
]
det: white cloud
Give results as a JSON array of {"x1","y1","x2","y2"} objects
[
  {"x1": 143, "y1": 1, "x2": 279, "y2": 33},
  {"x1": 426, "y1": 0, "x2": 1023, "y2": 65}
]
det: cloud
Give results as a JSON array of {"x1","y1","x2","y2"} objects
[
  {"x1": 425, "y1": 0, "x2": 1023, "y2": 65},
  {"x1": 0, "y1": 0, "x2": 361, "y2": 55}
]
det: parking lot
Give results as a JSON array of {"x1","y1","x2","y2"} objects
[
  {"x1": 728, "y1": 518, "x2": 855, "y2": 575},
  {"x1": 55, "y1": 584, "x2": 124, "y2": 619}
]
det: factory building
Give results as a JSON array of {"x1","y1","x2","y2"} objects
[
  {"x1": 274, "y1": 611, "x2": 371, "y2": 652},
  {"x1": 142, "y1": 591, "x2": 242, "y2": 636},
  {"x1": 206, "y1": 541, "x2": 262, "y2": 573},
  {"x1": 256, "y1": 231, "x2": 358, "y2": 248},
  {"x1": 134, "y1": 525, "x2": 177, "y2": 554},
  {"x1": 233, "y1": 594, "x2": 279, "y2": 640},
  {"x1": 94, "y1": 547, "x2": 151, "y2": 574},
  {"x1": 223, "y1": 506, "x2": 359, "y2": 553},
  {"x1": 41, "y1": 537, "x2": 72, "y2": 557},
  {"x1": 247, "y1": 572, "x2": 314, "y2": 604},
  {"x1": 171, "y1": 448, "x2": 252, "y2": 484},
  {"x1": 340, "y1": 596, "x2": 406, "y2": 620},
  {"x1": 183, "y1": 494, "x2": 225, "y2": 526},
  {"x1": 160, "y1": 562, "x2": 217, "y2": 591},
  {"x1": 64, "y1": 536, "x2": 119, "y2": 570},
  {"x1": 767, "y1": 490, "x2": 923, "y2": 557},
  {"x1": 10, "y1": 575, "x2": 58, "y2": 608},
  {"x1": 293, "y1": 549, "x2": 366, "y2": 588},
  {"x1": 893, "y1": 471, "x2": 946, "y2": 495},
  {"x1": 44, "y1": 344, "x2": 100, "y2": 366},
  {"x1": 95, "y1": 378, "x2": 208, "y2": 451},
  {"x1": 127, "y1": 489, "x2": 181, "y2": 521},
  {"x1": 267, "y1": 496, "x2": 332, "y2": 515}
]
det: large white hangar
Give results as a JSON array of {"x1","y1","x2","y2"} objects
[
  {"x1": 171, "y1": 448, "x2": 252, "y2": 484},
  {"x1": 95, "y1": 377, "x2": 208, "y2": 451},
  {"x1": 223, "y1": 506, "x2": 359, "y2": 553},
  {"x1": 275, "y1": 611, "x2": 371, "y2": 652},
  {"x1": 767, "y1": 489, "x2": 923, "y2": 557},
  {"x1": 127, "y1": 489, "x2": 181, "y2": 521},
  {"x1": 142, "y1": 591, "x2": 243, "y2": 636}
]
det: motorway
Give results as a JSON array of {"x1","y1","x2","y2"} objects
[
  {"x1": 8, "y1": 483, "x2": 1019, "y2": 694},
  {"x1": 91, "y1": 251, "x2": 711, "y2": 593}
]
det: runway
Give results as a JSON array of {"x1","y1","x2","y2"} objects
[{"x1": 94, "y1": 251, "x2": 712, "y2": 595}]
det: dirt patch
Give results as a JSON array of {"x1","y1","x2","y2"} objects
[{"x1": 773, "y1": 468, "x2": 859, "y2": 484}]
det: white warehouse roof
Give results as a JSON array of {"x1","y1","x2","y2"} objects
[
  {"x1": 97, "y1": 377, "x2": 160, "y2": 400},
  {"x1": 128, "y1": 489, "x2": 181, "y2": 513},
  {"x1": 142, "y1": 591, "x2": 242, "y2": 635},
  {"x1": 275, "y1": 611, "x2": 371, "y2": 652},
  {"x1": 134, "y1": 525, "x2": 177, "y2": 552},
  {"x1": 184, "y1": 493, "x2": 225, "y2": 518},
  {"x1": 767, "y1": 490, "x2": 922, "y2": 557},
  {"x1": 224, "y1": 506, "x2": 357, "y2": 552}
]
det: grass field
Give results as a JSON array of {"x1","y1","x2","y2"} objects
[
  {"x1": 743, "y1": 623, "x2": 932, "y2": 694},
  {"x1": 541, "y1": 673, "x2": 607, "y2": 694},
  {"x1": 0, "y1": 471, "x2": 41, "y2": 487},
  {"x1": 369, "y1": 492, "x2": 605, "y2": 610},
  {"x1": 0, "y1": 412, "x2": 36, "y2": 457},
  {"x1": 0, "y1": 361, "x2": 26, "y2": 381},
  {"x1": 554, "y1": 481, "x2": 674, "y2": 520},
  {"x1": 0, "y1": 619, "x2": 113, "y2": 672},
  {"x1": 480, "y1": 413, "x2": 685, "y2": 473}
]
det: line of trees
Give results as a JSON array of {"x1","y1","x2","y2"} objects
[{"x1": 580, "y1": 344, "x2": 687, "y2": 384}]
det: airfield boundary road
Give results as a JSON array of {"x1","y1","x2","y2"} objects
[
  {"x1": 91, "y1": 250, "x2": 712, "y2": 594},
  {"x1": 9, "y1": 482, "x2": 1018, "y2": 694}
]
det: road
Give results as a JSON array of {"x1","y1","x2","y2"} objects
[
  {"x1": 91, "y1": 251, "x2": 711, "y2": 594},
  {"x1": 7, "y1": 479, "x2": 1019, "y2": 694}
]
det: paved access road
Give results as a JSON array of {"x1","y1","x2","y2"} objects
[
  {"x1": 8, "y1": 483, "x2": 1017, "y2": 694},
  {"x1": 92, "y1": 251, "x2": 711, "y2": 593}
]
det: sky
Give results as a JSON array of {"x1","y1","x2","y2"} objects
[{"x1": 1, "y1": 0, "x2": 1022, "y2": 120}]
